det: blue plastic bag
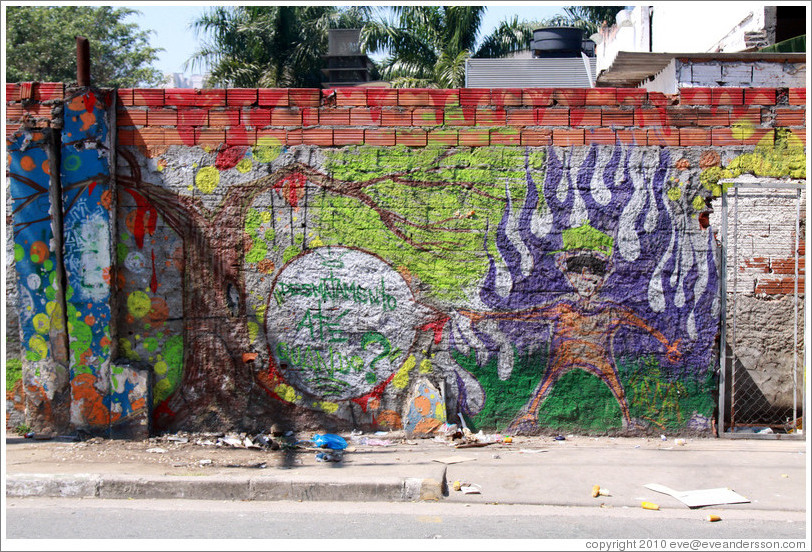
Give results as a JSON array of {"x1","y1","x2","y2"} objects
[{"x1": 312, "y1": 433, "x2": 348, "y2": 450}]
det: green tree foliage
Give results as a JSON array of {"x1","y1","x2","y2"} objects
[
  {"x1": 361, "y1": 6, "x2": 535, "y2": 88},
  {"x1": 541, "y1": 6, "x2": 625, "y2": 35},
  {"x1": 5, "y1": 6, "x2": 163, "y2": 87},
  {"x1": 187, "y1": 6, "x2": 373, "y2": 88}
]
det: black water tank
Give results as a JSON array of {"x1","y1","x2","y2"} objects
[{"x1": 531, "y1": 27, "x2": 585, "y2": 58}]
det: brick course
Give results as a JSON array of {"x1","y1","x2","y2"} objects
[{"x1": 5, "y1": 84, "x2": 807, "y2": 151}]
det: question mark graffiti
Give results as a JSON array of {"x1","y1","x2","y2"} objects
[{"x1": 362, "y1": 331, "x2": 391, "y2": 384}]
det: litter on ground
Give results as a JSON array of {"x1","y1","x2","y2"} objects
[{"x1": 643, "y1": 483, "x2": 750, "y2": 508}]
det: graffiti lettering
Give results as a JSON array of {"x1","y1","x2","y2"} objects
[
  {"x1": 275, "y1": 273, "x2": 397, "y2": 312},
  {"x1": 296, "y1": 305, "x2": 350, "y2": 342},
  {"x1": 267, "y1": 247, "x2": 432, "y2": 400}
]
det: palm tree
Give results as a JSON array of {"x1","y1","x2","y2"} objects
[
  {"x1": 187, "y1": 6, "x2": 373, "y2": 88},
  {"x1": 361, "y1": 6, "x2": 535, "y2": 88}
]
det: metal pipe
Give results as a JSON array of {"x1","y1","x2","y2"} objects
[
  {"x1": 76, "y1": 36, "x2": 90, "y2": 87},
  {"x1": 719, "y1": 189, "x2": 728, "y2": 437},
  {"x1": 792, "y1": 189, "x2": 799, "y2": 432},
  {"x1": 730, "y1": 187, "x2": 739, "y2": 430}
]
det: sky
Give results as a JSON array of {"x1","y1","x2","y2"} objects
[{"x1": 122, "y1": 2, "x2": 573, "y2": 76}]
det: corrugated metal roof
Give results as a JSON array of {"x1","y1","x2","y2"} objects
[{"x1": 465, "y1": 58, "x2": 596, "y2": 88}]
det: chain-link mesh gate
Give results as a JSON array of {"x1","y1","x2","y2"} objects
[{"x1": 718, "y1": 179, "x2": 806, "y2": 439}]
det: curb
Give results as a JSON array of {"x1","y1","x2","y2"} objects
[{"x1": 6, "y1": 467, "x2": 448, "y2": 503}]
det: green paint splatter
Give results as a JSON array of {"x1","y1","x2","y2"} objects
[
  {"x1": 282, "y1": 245, "x2": 301, "y2": 264},
  {"x1": 119, "y1": 338, "x2": 140, "y2": 361},
  {"x1": 152, "y1": 334, "x2": 184, "y2": 404},
  {"x1": 64, "y1": 155, "x2": 81, "y2": 171},
  {"x1": 5, "y1": 357, "x2": 22, "y2": 389},
  {"x1": 699, "y1": 131, "x2": 806, "y2": 206},
  {"x1": 14, "y1": 244, "x2": 24, "y2": 262},
  {"x1": 69, "y1": 321, "x2": 93, "y2": 356},
  {"x1": 253, "y1": 145, "x2": 282, "y2": 163},
  {"x1": 143, "y1": 337, "x2": 159, "y2": 352},
  {"x1": 244, "y1": 208, "x2": 269, "y2": 263},
  {"x1": 117, "y1": 243, "x2": 129, "y2": 264}
]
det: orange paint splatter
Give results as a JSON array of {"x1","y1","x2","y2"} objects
[
  {"x1": 258, "y1": 258, "x2": 276, "y2": 274},
  {"x1": 413, "y1": 418, "x2": 442, "y2": 434},
  {"x1": 79, "y1": 110, "x2": 96, "y2": 131},
  {"x1": 414, "y1": 395, "x2": 432, "y2": 416},
  {"x1": 30, "y1": 241, "x2": 49, "y2": 263},
  {"x1": 20, "y1": 156, "x2": 36, "y2": 171},
  {"x1": 72, "y1": 373, "x2": 120, "y2": 426},
  {"x1": 374, "y1": 410, "x2": 403, "y2": 430},
  {"x1": 100, "y1": 189, "x2": 112, "y2": 209},
  {"x1": 147, "y1": 296, "x2": 169, "y2": 325}
]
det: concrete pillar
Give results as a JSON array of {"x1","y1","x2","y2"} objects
[{"x1": 6, "y1": 128, "x2": 71, "y2": 435}]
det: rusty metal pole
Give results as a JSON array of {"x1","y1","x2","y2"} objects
[{"x1": 76, "y1": 36, "x2": 90, "y2": 86}]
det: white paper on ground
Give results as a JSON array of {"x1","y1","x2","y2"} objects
[
  {"x1": 643, "y1": 483, "x2": 750, "y2": 508},
  {"x1": 432, "y1": 455, "x2": 477, "y2": 464}
]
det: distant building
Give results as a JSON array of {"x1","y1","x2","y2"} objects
[
  {"x1": 321, "y1": 29, "x2": 380, "y2": 88},
  {"x1": 593, "y1": 6, "x2": 807, "y2": 91},
  {"x1": 160, "y1": 73, "x2": 209, "y2": 89},
  {"x1": 466, "y1": 27, "x2": 598, "y2": 88}
]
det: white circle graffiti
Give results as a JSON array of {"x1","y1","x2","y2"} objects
[{"x1": 266, "y1": 247, "x2": 430, "y2": 400}]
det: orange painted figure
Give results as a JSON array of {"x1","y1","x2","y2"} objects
[{"x1": 462, "y1": 224, "x2": 681, "y2": 433}]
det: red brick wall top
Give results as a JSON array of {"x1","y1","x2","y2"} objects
[{"x1": 6, "y1": 83, "x2": 807, "y2": 149}]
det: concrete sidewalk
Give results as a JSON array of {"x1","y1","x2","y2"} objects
[{"x1": 4, "y1": 434, "x2": 808, "y2": 513}]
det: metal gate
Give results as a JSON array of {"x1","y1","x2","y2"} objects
[{"x1": 718, "y1": 177, "x2": 806, "y2": 439}]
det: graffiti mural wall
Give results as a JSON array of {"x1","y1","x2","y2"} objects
[
  {"x1": 7, "y1": 84, "x2": 805, "y2": 436},
  {"x1": 114, "y1": 142, "x2": 724, "y2": 435}
]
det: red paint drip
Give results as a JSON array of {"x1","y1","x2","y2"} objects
[
  {"x1": 419, "y1": 316, "x2": 449, "y2": 345},
  {"x1": 275, "y1": 172, "x2": 306, "y2": 209},
  {"x1": 83, "y1": 91, "x2": 97, "y2": 113},
  {"x1": 150, "y1": 249, "x2": 158, "y2": 293},
  {"x1": 88, "y1": 181, "x2": 97, "y2": 195},
  {"x1": 256, "y1": 359, "x2": 286, "y2": 402},
  {"x1": 124, "y1": 189, "x2": 158, "y2": 249},
  {"x1": 351, "y1": 373, "x2": 396, "y2": 413}
]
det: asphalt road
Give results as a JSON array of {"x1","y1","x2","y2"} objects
[{"x1": 4, "y1": 497, "x2": 807, "y2": 543}]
